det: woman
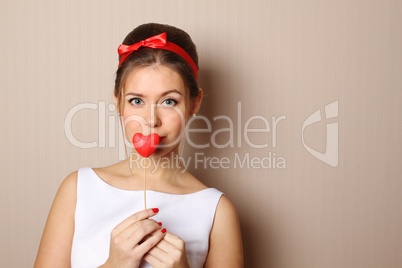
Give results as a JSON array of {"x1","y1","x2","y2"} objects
[{"x1": 35, "y1": 23, "x2": 243, "y2": 267}]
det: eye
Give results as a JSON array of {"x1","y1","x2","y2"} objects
[
  {"x1": 162, "y1": 98, "x2": 178, "y2": 106},
  {"x1": 129, "y1": 97, "x2": 143, "y2": 106}
]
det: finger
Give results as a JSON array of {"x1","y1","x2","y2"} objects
[
  {"x1": 152, "y1": 238, "x2": 176, "y2": 253},
  {"x1": 133, "y1": 228, "x2": 167, "y2": 258},
  {"x1": 162, "y1": 231, "x2": 186, "y2": 250},
  {"x1": 122, "y1": 219, "x2": 161, "y2": 239},
  {"x1": 143, "y1": 252, "x2": 163, "y2": 267},
  {"x1": 143, "y1": 230, "x2": 178, "y2": 249},
  {"x1": 112, "y1": 208, "x2": 159, "y2": 237},
  {"x1": 125, "y1": 223, "x2": 163, "y2": 247},
  {"x1": 138, "y1": 222, "x2": 163, "y2": 242},
  {"x1": 144, "y1": 227, "x2": 165, "y2": 237},
  {"x1": 146, "y1": 246, "x2": 171, "y2": 263}
]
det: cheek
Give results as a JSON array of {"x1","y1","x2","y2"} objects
[
  {"x1": 162, "y1": 108, "x2": 186, "y2": 131},
  {"x1": 122, "y1": 115, "x2": 148, "y2": 140}
]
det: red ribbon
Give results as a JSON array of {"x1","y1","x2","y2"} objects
[{"x1": 117, "y1": 32, "x2": 198, "y2": 79}]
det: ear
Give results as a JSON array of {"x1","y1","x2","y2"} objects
[{"x1": 190, "y1": 88, "x2": 203, "y2": 116}]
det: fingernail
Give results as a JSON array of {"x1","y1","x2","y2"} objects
[
  {"x1": 157, "y1": 222, "x2": 162, "y2": 226},
  {"x1": 152, "y1": 208, "x2": 159, "y2": 213},
  {"x1": 161, "y1": 228, "x2": 166, "y2": 234}
]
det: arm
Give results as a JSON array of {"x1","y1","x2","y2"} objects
[
  {"x1": 34, "y1": 172, "x2": 77, "y2": 267},
  {"x1": 204, "y1": 195, "x2": 244, "y2": 268}
]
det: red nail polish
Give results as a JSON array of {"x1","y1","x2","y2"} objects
[
  {"x1": 161, "y1": 228, "x2": 166, "y2": 234},
  {"x1": 152, "y1": 208, "x2": 159, "y2": 213},
  {"x1": 157, "y1": 222, "x2": 162, "y2": 226}
]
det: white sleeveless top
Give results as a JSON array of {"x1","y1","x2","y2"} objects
[{"x1": 71, "y1": 167, "x2": 223, "y2": 268}]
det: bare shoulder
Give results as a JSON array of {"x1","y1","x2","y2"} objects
[
  {"x1": 47, "y1": 170, "x2": 78, "y2": 218},
  {"x1": 60, "y1": 170, "x2": 78, "y2": 193},
  {"x1": 216, "y1": 195, "x2": 237, "y2": 215},
  {"x1": 205, "y1": 195, "x2": 244, "y2": 267},
  {"x1": 34, "y1": 171, "x2": 78, "y2": 267},
  {"x1": 53, "y1": 170, "x2": 78, "y2": 206},
  {"x1": 213, "y1": 195, "x2": 240, "y2": 232}
]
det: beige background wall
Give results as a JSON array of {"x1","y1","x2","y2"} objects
[{"x1": 1, "y1": 0, "x2": 401, "y2": 267}]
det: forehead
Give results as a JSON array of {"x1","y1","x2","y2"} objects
[{"x1": 124, "y1": 65, "x2": 186, "y2": 96}]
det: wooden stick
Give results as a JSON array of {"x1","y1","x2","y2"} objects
[{"x1": 144, "y1": 164, "x2": 147, "y2": 210}]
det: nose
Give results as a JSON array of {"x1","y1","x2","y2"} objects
[{"x1": 145, "y1": 103, "x2": 161, "y2": 128}]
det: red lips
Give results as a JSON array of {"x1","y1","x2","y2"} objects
[{"x1": 132, "y1": 133, "x2": 164, "y2": 158}]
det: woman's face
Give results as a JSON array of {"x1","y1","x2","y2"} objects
[{"x1": 118, "y1": 65, "x2": 193, "y2": 157}]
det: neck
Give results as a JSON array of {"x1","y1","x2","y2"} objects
[{"x1": 126, "y1": 151, "x2": 186, "y2": 183}]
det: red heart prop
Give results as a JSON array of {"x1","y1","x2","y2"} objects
[{"x1": 133, "y1": 133, "x2": 161, "y2": 158}]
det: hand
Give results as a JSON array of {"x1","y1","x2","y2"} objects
[
  {"x1": 143, "y1": 231, "x2": 190, "y2": 268},
  {"x1": 101, "y1": 208, "x2": 166, "y2": 268}
]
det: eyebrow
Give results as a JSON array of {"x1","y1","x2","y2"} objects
[{"x1": 125, "y1": 89, "x2": 183, "y2": 97}]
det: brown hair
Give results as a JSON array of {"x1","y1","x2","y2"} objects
[{"x1": 114, "y1": 23, "x2": 199, "y2": 113}]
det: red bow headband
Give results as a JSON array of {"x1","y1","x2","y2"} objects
[{"x1": 117, "y1": 32, "x2": 198, "y2": 80}]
